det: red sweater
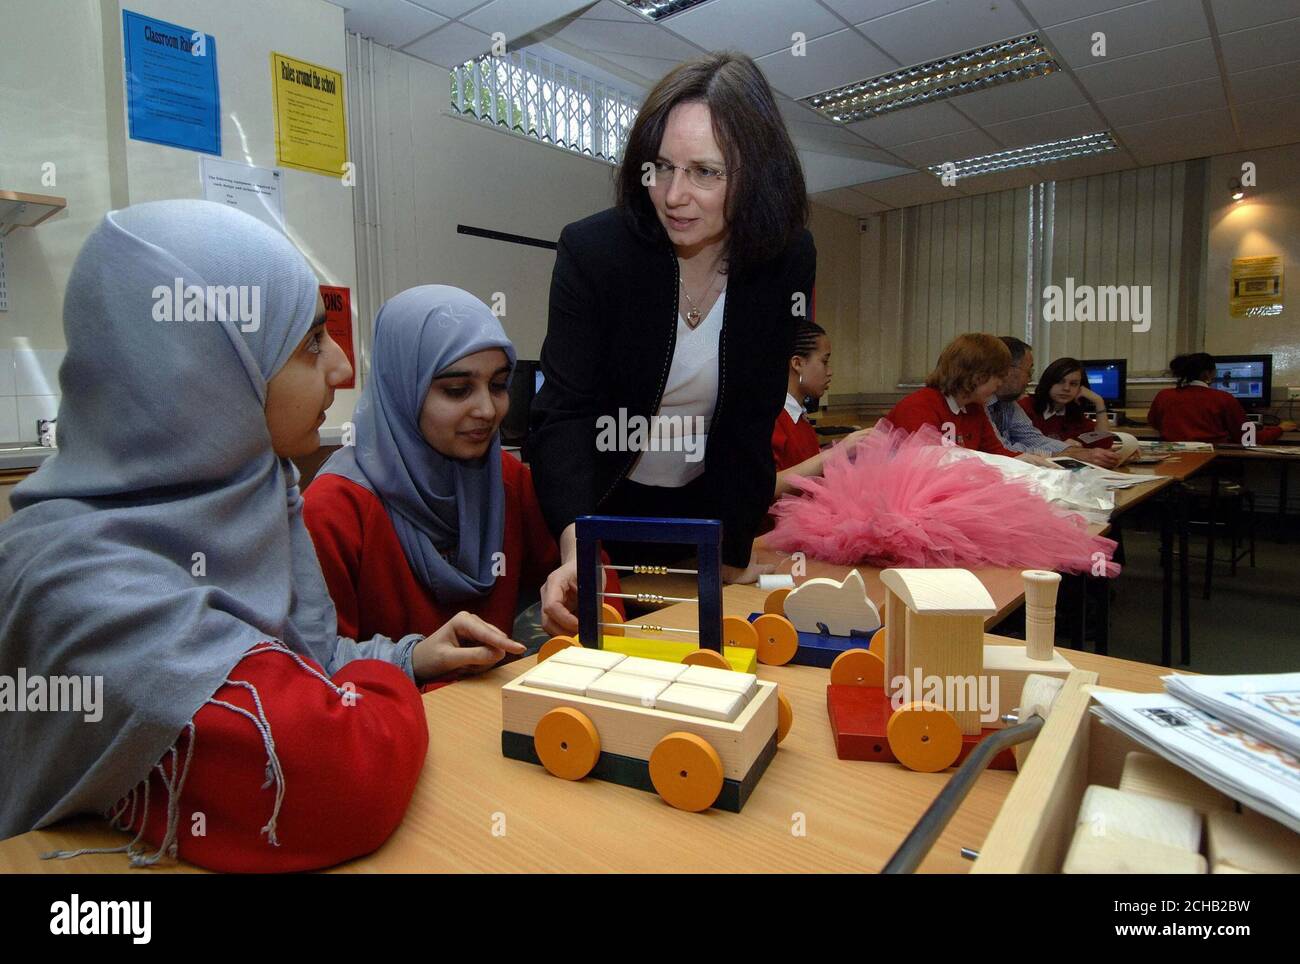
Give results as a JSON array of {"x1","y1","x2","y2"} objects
[
  {"x1": 1147, "y1": 385, "x2": 1282, "y2": 445},
  {"x1": 771, "y1": 408, "x2": 822, "y2": 471},
  {"x1": 1018, "y1": 396, "x2": 1094, "y2": 441},
  {"x1": 303, "y1": 451, "x2": 620, "y2": 643},
  {"x1": 886, "y1": 387, "x2": 1017, "y2": 457}
]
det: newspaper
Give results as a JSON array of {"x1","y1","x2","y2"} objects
[
  {"x1": 1090, "y1": 689, "x2": 1300, "y2": 834},
  {"x1": 1164, "y1": 673, "x2": 1300, "y2": 758}
]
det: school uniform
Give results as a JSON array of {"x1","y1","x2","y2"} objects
[
  {"x1": 771, "y1": 392, "x2": 821, "y2": 471},
  {"x1": 1148, "y1": 381, "x2": 1283, "y2": 444},
  {"x1": 885, "y1": 386, "x2": 1017, "y2": 457},
  {"x1": 1018, "y1": 396, "x2": 1095, "y2": 441}
]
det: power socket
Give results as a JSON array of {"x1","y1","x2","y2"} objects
[{"x1": 1289, "y1": 387, "x2": 1300, "y2": 401}]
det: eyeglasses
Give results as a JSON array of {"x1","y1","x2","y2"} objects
[{"x1": 650, "y1": 160, "x2": 731, "y2": 191}]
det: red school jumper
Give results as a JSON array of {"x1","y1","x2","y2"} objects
[
  {"x1": 1147, "y1": 385, "x2": 1283, "y2": 445},
  {"x1": 771, "y1": 407, "x2": 822, "y2": 471},
  {"x1": 1018, "y1": 396, "x2": 1095, "y2": 442},
  {"x1": 886, "y1": 386, "x2": 1017, "y2": 456},
  {"x1": 302, "y1": 450, "x2": 623, "y2": 647}
]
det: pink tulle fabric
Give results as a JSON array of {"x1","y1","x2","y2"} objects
[{"x1": 768, "y1": 421, "x2": 1120, "y2": 576}]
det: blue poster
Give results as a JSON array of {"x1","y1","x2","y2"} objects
[{"x1": 122, "y1": 10, "x2": 220, "y2": 156}]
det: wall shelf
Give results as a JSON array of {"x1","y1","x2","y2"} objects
[{"x1": 0, "y1": 190, "x2": 67, "y2": 236}]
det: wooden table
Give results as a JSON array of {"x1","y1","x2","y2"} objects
[{"x1": 0, "y1": 588, "x2": 1174, "y2": 875}]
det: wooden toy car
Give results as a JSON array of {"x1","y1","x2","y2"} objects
[{"x1": 501, "y1": 643, "x2": 791, "y2": 812}]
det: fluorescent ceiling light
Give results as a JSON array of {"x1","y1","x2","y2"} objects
[
  {"x1": 801, "y1": 34, "x2": 1057, "y2": 123},
  {"x1": 926, "y1": 131, "x2": 1118, "y2": 180},
  {"x1": 619, "y1": 0, "x2": 715, "y2": 20}
]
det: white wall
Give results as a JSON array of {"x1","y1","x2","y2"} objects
[{"x1": 0, "y1": 0, "x2": 356, "y2": 441}]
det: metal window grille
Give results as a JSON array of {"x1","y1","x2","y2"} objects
[{"x1": 451, "y1": 51, "x2": 638, "y2": 163}]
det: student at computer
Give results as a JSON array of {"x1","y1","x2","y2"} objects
[
  {"x1": 771, "y1": 319, "x2": 869, "y2": 497},
  {"x1": 1021, "y1": 356, "x2": 1114, "y2": 441},
  {"x1": 304, "y1": 286, "x2": 623, "y2": 659},
  {"x1": 1148, "y1": 352, "x2": 1287, "y2": 444}
]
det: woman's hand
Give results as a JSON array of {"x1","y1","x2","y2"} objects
[{"x1": 412, "y1": 611, "x2": 526, "y2": 682}]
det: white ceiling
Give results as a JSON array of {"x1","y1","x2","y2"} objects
[{"x1": 330, "y1": 0, "x2": 1300, "y2": 213}]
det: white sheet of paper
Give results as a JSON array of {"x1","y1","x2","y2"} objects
[{"x1": 200, "y1": 157, "x2": 285, "y2": 233}]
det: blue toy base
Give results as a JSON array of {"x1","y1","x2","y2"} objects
[{"x1": 746, "y1": 612, "x2": 873, "y2": 668}]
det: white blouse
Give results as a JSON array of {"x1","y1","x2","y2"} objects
[{"x1": 627, "y1": 291, "x2": 724, "y2": 488}]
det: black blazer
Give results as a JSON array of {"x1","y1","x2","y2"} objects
[{"x1": 526, "y1": 206, "x2": 816, "y2": 567}]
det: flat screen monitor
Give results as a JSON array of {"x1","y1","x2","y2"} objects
[
  {"x1": 1212, "y1": 354, "x2": 1272, "y2": 408},
  {"x1": 501, "y1": 359, "x2": 541, "y2": 447},
  {"x1": 1078, "y1": 358, "x2": 1127, "y2": 409}
]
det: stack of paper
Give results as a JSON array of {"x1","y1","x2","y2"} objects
[
  {"x1": 1164, "y1": 673, "x2": 1300, "y2": 757},
  {"x1": 1090, "y1": 685, "x2": 1300, "y2": 834}
]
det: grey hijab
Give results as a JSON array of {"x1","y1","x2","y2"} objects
[{"x1": 0, "y1": 199, "x2": 345, "y2": 839}]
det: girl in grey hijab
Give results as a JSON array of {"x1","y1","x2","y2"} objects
[{"x1": 0, "y1": 200, "x2": 519, "y2": 870}]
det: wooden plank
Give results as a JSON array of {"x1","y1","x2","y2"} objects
[{"x1": 903, "y1": 611, "x2": 985, "y2": 734}]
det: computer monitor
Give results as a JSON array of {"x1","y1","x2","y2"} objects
[
  {"x1": 1078, "y1": 358, "x2": 1127, "y2": 410},
  {"x1": 500, "y1": 359, "x2": 541, "y2": 446},
  {"x1": 1212, "y1": 354, "x2": 1272, "y2": 408}
]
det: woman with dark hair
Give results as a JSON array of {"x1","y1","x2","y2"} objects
[
  {"x1": 1148, "y1": 353, "x2": 1286, "y2": 444},
  {"x1": 1021, "y1": 356, "x2": 1113, "y2": 441},
  {"x1": 771, "y1": 319, "x2": 869, "y2": 498},
  {"x1": 885, "y1": 333, "x2": 1056, "y2": 465},
  {"x1": 526, "y1": 52, "x2": 814, "y2": 635}
]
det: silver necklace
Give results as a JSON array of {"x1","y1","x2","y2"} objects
[{"x1": 679, "y1": 268, "x2": 721, "y2": 329}]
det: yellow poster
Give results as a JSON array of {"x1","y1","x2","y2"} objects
[
  {"x1": 270, "y1": 53, "x2": 347, "y2": 177},
  {"x1": 1230, "y1": 255, "x2": 1283, "y2": 318}
]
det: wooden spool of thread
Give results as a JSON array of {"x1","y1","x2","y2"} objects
[{"x1": 1022, "y1": 569, "x2": 1061, "y2": 661}]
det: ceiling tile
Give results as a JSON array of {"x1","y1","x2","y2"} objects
[
  {"x1": 577, "y1": 0, "x2": 649, "y2": 23},
  {"x1": 811, "y1": 186, "x2": 891, "y2": 216},
  {"x1": 342, "y1": 0, "x2": 449, "y2": 46},
  {"x1": 800, "y1": 148, "x2": 914, "y2": 191},
  {"x1": 844, "y1": 99, "x2": 971, "y2": 145},
  {"x1": 1042, "y1": 0, "x2": 1209, "y2": 68},
  {"x1": 1094, "y1": 76, "x2": 1227, "y2": 127},
  {"x1": 857, "y1": 0, "x2": 1035, "y2": 66},
  {"x1": 549, "y1": 13, "x2": 702, "y2": 61},
  {"x1": 755, "y1": 27, "x2": 897, "y2": 99},
  {"x1": 1209, "y1": 0, "x2": 1300, "y2": 33},
  {"x1": 461, "y1": 1, "x2": 593, "y2": 42},
  {"x1": 857, "y1": 170, "x2": 965, "y2": 207},
  {"x1": 1018, "y1": 0, "x2": 1145, "y2": 28},
  {"x1": 402, "y1": 20, "x2": 494, "y2": 66},
  {"x1": 1071, "y1": 39, "x2": 1219, "y2": 100},
  {"x1": 664, "y1": 0, "x2": 843, "y2": 58},
  {"x1": 408, "y1": 0, "x2": 484, "y2": 18},
  {"x1": 890, "y1": 128, "x2": 1000, "y2": 167},
  {"x1": 1234, "y1": 93, "x2": 1300, "y2": 151},
  {"x1": 820, "y1": 0, "x2": 926, "y2": 25},
  {"x1": 1228, "y1": 59, "x2": 1300, "y2": 105},
  {"x1": 952, "y1": 70, "x2": 1088, "y2": 126},
  {"x1": 981, "y1": 103, "x2": 1108, "y2": 148},
  {"x1": 1037, "y1": 149, "x2": 1135, "y2": 182},
  {"x1": 1219, "y1": 16, "x2": 1300, "y2": 72},
  {"x1": 1115, "y1": 107, "x2": 1238, "y2": 164}
]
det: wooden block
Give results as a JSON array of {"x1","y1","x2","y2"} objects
[
  {"x1": 883, "y1": 589, "x2": 907, "y2": 691},
  {"x1": 1022, "y1": 569, "x2": 1061, "y2": 661},
  {"x1": 1205, "y1": 808, "x2": 1300, "y2": 874},
  {"x1": 783, "y1": 569, "x2": 880, "y2": 636},
  {"x1": 547, "y1": 647, "x2": 627, "y2": 671},
  {"x1": 982, "y1": 643, "x2": 1073, "y2": 721},
  {"x1": 600, "y1": 634, "x2": 758, "y2": 673},
  {"x1": 1063, "y1": 824, "x2": 1207, "y2": 874},
  {"x1": 879, "y1": 567, "x2": 997, "y2": 615},
  {"x1": 611, "y1": 655, "x2": 687, "y2": 681},
  {"x1": 1119, "y1": 752, "x2": 1235, "y2": 813},
  {"x1": 904, "y1": 610, "x2": 985, "y2": 735},
  {"x1": 585, "y1": 671, "x2": 671, "y2": 708},
  {"x1": 502, "y1": 676, "x2": 779, "y2": 780},
  {"x1": 679, "y1": 663, "x2": 758, "y2": 701},
  {"x1": 519, "y1": 660, "x2": 606, "y2": 695},
  {"x1": 1076, "y1": 784, "x2": 1202, "y2": 853},
  {"x1": 657, "y1": 682, "x2": 745, "y2": 722}
]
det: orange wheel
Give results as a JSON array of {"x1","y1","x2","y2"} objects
[
  {"x1": 649, "y1": 732, "x2": 724, "y2": 812},
  {"x1": 601, "y1": 602, "x2": 624, "y2": 636},
  {"x1": 537, "y1": 635, "x2": 579, "y2": 663},
  {"x1": 869, "y1": 625, "x2": 886, "y2": 656},
  {"x1": 763, "y1": 587, "x2": 791, "y2": 615},
  {"x1": 533, "y1": 707, "x2": 600, "y2": 780},
  {"x1": 752, "y1": 613, "x2": 798, "y2": 666},
  {"x1": 682, "y1": 648, "x2": 730, "y2": 670},
  {"x1": 722, "y1": 615, "x2": 759, "y2": 650},
  {"x1": 776, "y1": 691, "x2": 794, "y2": 745},
  {"x1": 886, "y1": 702, "x2": 961, "y2": 773},
  {"x1": 829, "y1": 648, "x2": 884, "y2": 687}
]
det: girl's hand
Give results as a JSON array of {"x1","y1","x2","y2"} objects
[
  {"x1": 1077, "y1": 386, "x2": 1104, "y2": 409},
  {"x1": 837, "y1": 427, "x2": 873, "y2": 449},
  {"x1": 540, "y1": 559, "x2": 580, "y2": 636},
  {"x1": 721, "y1": 546, "x2": 776, "y2": 585},
  {"x1": 413, "y1": 611, "x2": 525, "y2": 681}
]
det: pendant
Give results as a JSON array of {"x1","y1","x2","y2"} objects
[{"x1": 686, "y1": 308, "x2": 702, "y2": 327}]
